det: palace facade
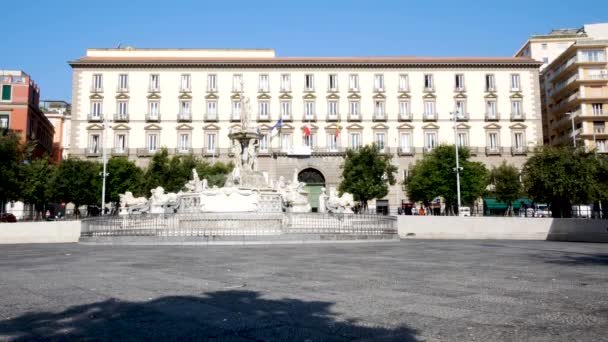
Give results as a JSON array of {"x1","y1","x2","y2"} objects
[{"x1": 68, "y1": 48, "x2": 542, "y2": 209}]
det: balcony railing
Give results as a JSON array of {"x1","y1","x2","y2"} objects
[
  {"x1": 90, "y1": 86, "x2": 103, "y2": 93},
  {"x1": 136, "y1": 148, "x2": 157, "y2": 157},
  {"x1": 511, "y1": 146, "x2": 527, "y2": 155},
  {"x1": 348, "y1": 114, "x2": 361, "y2": 122},
  {"x1": 177, "y1": 112, "x2": 192, "y2": 122},
  {"x1": 116, "y1": 86, "x2": 129, "y2": 93},
  {"x1": 485, "y1": 147, "x2": 502, "y2": 155},
  {"x1": 423, "y1": 146, "x2": 435, "y2": 154},
  {"x1": 176, "y1": 147, "x2": 193, "y2": 155},
  {"x1": 258, "y1": 115, "x2": 271, "y2": 122},
  {"x1": 326, "y1": 114, "x2": 340, "y2": 122},
  {"x1": 148, "y1": 86, "x2": 160, "y2": 93},
  {"x1": 231, "y1": 114, "x2": 241, "y2": 122},
  {"x1": 180, "y1": 86, "x2": 192, "y2": 93},
  {"x1": 511, "y1": 112, "x2": 526, "y2": 121},
  {"x1": 205, "y1": 113, "x2": 218, "y2": 122},
  {"x1": 373, "y1": 113, "x2": 387, "y2": 122},
  {"x1": 303, "y1": 114, "x2": 316, "y2": 122},
  {"x1": 311, "y1": 147, "x2": 346, "y2": 155},
  {"x1": 423, "y1": 86, "x2": 435, "y2": 92},
  {"x1": 112, "y1": 147, "x2": 128, "y2": 156},
  {"x1": 398, "y1": 113, "x2": 412, "y2": 121},
  {"x1": 485, "y1": 112, "x2": 500, "y2": 121},
  {"x1": 454, "y1": 86, "x2": 466, "y2": 92},
  {"x1": 583, "y1": 74, "x2": 608, "y2": 81},
  {"x1": 113, "y1": 113, "x2": 129, "y2": 122},
  {"x1": 85, "y1": 148, "x2": 100, "y2": 157},
  {"x1": 398, "y1": 146, "x2": 414, "y2": 156},
  {"x1": 456, "y1": 112, "x2": 469, "y2": 121},
  {"x1": 203, "y1": 148, "x2": 219, "y2": 156},
  {"x1": 280, "y1": 115, "x2": 292, "y2": 122},
  {"x1": 423, "y1": 113, "x2": 437, "y2": 121},
  {"x1": 145, "y1": 113, "x2": 161, "y2": 122},
  {"x1": 87, "y1": 114, "x2": 103, "y2": 122}
]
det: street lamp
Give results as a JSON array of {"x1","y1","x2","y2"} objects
[
  {"x1": 451, "y1": 110, "x2": 463, "y2": 215},
  {"x1": 566, "y1": 111, "x2": 576, "y2": 147},
  {"x1": 100, "y1": 116, "x2": 110, "y2": 215}
]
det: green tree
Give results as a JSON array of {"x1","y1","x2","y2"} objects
[
  {"x1": 405, "y1": 145, "x2": 489, "y2": 214},
  {"x1": 522, "y1": 146, "x2": 600, "y2": 218},
  {"x1": 0, "y1": 132, "x2": 29, "y2": 204},
  {"x1": 143, "y1": 148, "x2": 172, "y2": 192},
  {"x1": 338, "y1": 144, "x2": 397, "y2": 209},
  {"x1": 21, "y1": 157, "x2": 57, "y2": 213},
  {"x1": 52, "y1": 159, "x2": 101, "y2": 207},
  {"x1": 490, "y1": 161, "x2": 522, "y2": 216},
  {"x1": 105, "y1": 157, "x2": 144, "y2": 203}
]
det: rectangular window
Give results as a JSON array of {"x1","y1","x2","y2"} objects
[
  {"x1": 328, "y1": 100, "x2": 338, "y2": 119},
  {"x1": 148, "y1": 101, "x2": 159, "y2": 116},
  {"x1": 514, "y1": 132, "x2": 524, "y2": 149},
  {"x1": 327, "y1": 133, "x2": 339, "y2": 152},
  {"x1": 328, "y1": 74, "x2": 338, "y2": 91},
  {"x1": 350, "y1": 133, "x2": 361, "y2": 150},
  {"x1": 206, "y1": 133, "x2": 217, "y2": 153},
  {"x1": 180, "y1": 100, "x2": 191, "y2": 114},
  {"x1": 511, "y1": 100, "x2": 523, "y2": 116},
  {"x1": 91, "y1": 101, "x2": 102, "y2": 117},
  {"x1": 541, "y1": 43, "x2": 548, "y2": 50},
  {"x1": 592, "y1": 103, "x2": 604, "y2": 115},
  {"x1": 424, "y1": 101, "x2": 435, "y2": 116},
  {"x1": 399, "y1": 101, "x2": 410, "y2": 120},
  {"x1": 207, "y1": 74, "x2": 217, "y2": 91},
  {"x1": 374, "y1": 74, "x2": 384, "y2": 91},
  {"x1": 457, "y1": 132, "x2": 468, "y2": 147},
  {"x1": 485, "y1": 74, "x2": 496, "y2": 91},
  {"x1": 349, "y1": 101, "x2": 360, "y2": 119},
  {"x1": 1, "y1": 85, "x2": 11, "y2": 101},
  {"x1": 375, "y1": 132, "x2": 386, "y2": 150},
  {"x1": 89, "y1": 134, "x2": 100, "y2": 153},
  {"x1": 92, "y1": 74, "x2": 103, "y2": 91},
  {"x1": 259, "y1": 101, "x2": 269, "y2": 119},
  {"x1": 455, "y1": 100, "x2": 466, "y2": 118},
  {"x1": 488, "y1": 132, "x2": 498, "y2": 149},
  {"x1": 147, "y1": 134, "x2": 158, "y2": 152},
  {"x1": 179, "y1": 133, "x2": 190, "y2": 151},
  {"x1": 349, "y1": 74, "x2": 359, "y2": 91},
  {"x1": 304, "y1": 101, "x2": 315, "y2": 120},
  {"x1": 511, "y1": 74, "x2": 521, "y2": 91},
  {"x1": 303, "y1": 134, "x2": 315, "y2": 148},
  {"x1": 486, "y1": 100, "x2": 497, "y2": 119},
  {"x1": 399, "y1": 132, "x2": 411, "y2": 152},
  {"x1": 117, "y1": 101, "x2": 128, "y2": 116},
  {"x1": 115, "y1": 134, "x2": 126, "y2": 152},
  {"x1": 0, "y1": 114, "x2": 9, "y2": 128},
  {"x1": 281, "y1": 101, "x2": 291, "y2": 120},
  {"x1": 118, "y1": 74, "x2": 129, "y2": 91},
  {"x1": 425, "y1": 132, "x2": 437, "y2": 150},
  {"x1": 304, "y1": 74, "x2": 314, "y2": 91},
  {"x1": 281, "y1": 133, "x2": 292, "y2": 152},
  {"x1": 280, "y1": 74, "x2": 291, "y2": 92},
  {"x1": 374, "y1": 100, "x2": 385, "y2": 119},
  {"x1": 455, "y1": 74, "x2": 465, "y2": 91},
  {"x1": 259, "y1": 134, "x2": 269, "y2": 152},
  {"x1": 233, "y1": 74, "x2": 243, "y2": 92},
  {"x1": 232, "y1": 101, "x2": 242, "y2": 120},
  {"x1": 580, "y1": 49, "x2": 606, "y2": 62},
  {"x1": 424, "y1": 74, "x2": 434, "y2": 90},
  {"x1": 259, "y1": 74, "x2": 269, "y2": 92},
  {"x1": 149, "y1": 74, "x2": 160, "y2": 91},
  {"x1": 597, "y1": 140, "x2": 607, "y2": 152},
  {"x1": 181, "y1": 74, "x2": 191, "y2": 91},
  {"x1": 399, "y1": 74, "x2": 409, "y2": 91},
  {"x1": 207, "y1": 100, "x2": 217, "y2": 119}
]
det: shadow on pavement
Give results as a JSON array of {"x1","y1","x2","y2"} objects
[
  {"x1": 542, "y1": 254, "x2": 608, "y2": 266},
  {"x1": 0, "y1": 290, "x2": 419, "y2": 341}
]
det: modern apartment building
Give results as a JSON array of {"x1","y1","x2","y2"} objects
[
  {"x1": 517, "y1": 23, "x2": 608, "y2": 149},
  {"x1": 0, "y1": 70, "x2": 54, "y2": 157},
  {"x1": 68, "y1": 48, "x2": 542, "y2": 207},
  {"x1": 41, "y1": 100, "x2": 72, "y2": 161}
]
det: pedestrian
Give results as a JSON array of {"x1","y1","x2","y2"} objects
[{"x1": 418, "y1": 207, "x2": 425, "y2": 216}]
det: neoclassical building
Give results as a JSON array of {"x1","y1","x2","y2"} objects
[{"x1": 68, "y1": 48, "x2": 542, "y2": 210}]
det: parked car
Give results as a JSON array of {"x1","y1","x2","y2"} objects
[
  {"x1": 0, "y1": 213, "x2": 17, "y2": 223},
  {"x1": 534, "y1": 204, "x2": 551, "y2": 218},
  {"x1": 459, "y1": 207, "x2": 471, "y2": 217},
  {"x1": 572, "y1": 205, "x2": 592, "y2": 218}
]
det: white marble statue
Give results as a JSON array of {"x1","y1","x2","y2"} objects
[
  {"x1": 184, "y1": 169, "x2": 206, "y2": 193},
  {"x1": 198, "y1": 185, "x2": 259, "y2": 212},
  {"x1": 325, "y1": 187, "x2": 355, "y2": 213},
  {"x1": 149, "y1": 186, "x2": 178, "y2": 214},
  {"x1": 318, "y1": 187, "x2": 327, "y2": 213},
  {"x1": 118, "y1": 192, "x2": 148, "y2": 215}
]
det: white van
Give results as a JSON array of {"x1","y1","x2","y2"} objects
[
  {"x1": 572, "y1": 205, "x2": 592, "y2": 218},
  {"x1": 459, "y1": 207, "x2": 471, "y2": 217}
]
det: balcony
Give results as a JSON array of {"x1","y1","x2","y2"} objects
[
  {"x1": 423, "y1": 86, "x2": 435, "y2": 93},
  {"x1": 179, "y1": 86, "x2": 192, "y2": 93},
  {"x1": 581, "y1": 73, "x2": 608, "y2": 81},
  {"x1": 203, "y1": 148, "x2": 219, "y2": 157},
  {"x1": 258, "y1": 115, "x2": 271, "y2": 122},
  {"x1": 205, "y1": 113, "x2": 219, "y2": 122},
  {"x1": 510, "y1": 112, "x2": 526, "y2": 121},
  {"x1": 326, "y1": 114, "x2": 340, "y2": 122},
  {"x1": 311, "y1": 147, "x2": 346, "y2": 156},
  {"x1": 373, "y1": 87, "x2": 385, "y2": 93},
  {"x1": 302, "y1": 115, "x2": 316, "y2": 122},
  {"x1": 112, "y1": 147, "x2": 128, "y2": 156},
  {"x1": 85, "y1": 148, "x2": 100, "y2": 157},
  {"x1": 148, "y1": 86, "x2": 160, "y2": 93},
  {"x1": 116, "y1": 86, "x2": 129, "y2": 93},
  {"x1": 136, "y1": 148, "x2": 157, "y2": 157},
  {"x1": 87, "y1": 113, "x2": 103, "y2": 122},
  {"x1": 280, "y1": 86, "x2": 291, "y2": 93},
  {"x1": 398, "y1": 113, "x2": 412, "y2": 122},
  {"x1": 398, "y1": 146, "x2": 414, "y2": 156},
  {"x1": 176, "y1": 147, "x2": 193, "y2": 155},
  {"x1": 423, "y1": 113, "x2": 437, "y2": 121},
  {"x1": 454, "y1": 86, "x2": 466, "y2": 92},
  {"x1": 485, "y1": 147, "x2": 502, "y2": 155},
  {"x1": 280, "y1": 115, "x2": 292, "y2": 122},
  {"x1": 485, "y1": 112, "x2": 500, "y2": 121},
  {"x1": 456, "y1": 112, "x2": 469, "y2": 121},
  {"x1": 231, "y1": 115, "x2": 241, "y2": 122},
  {"x1": 398, "y1": 87, "x2": 410, "y2": 93},
  {"x1": 113, "y1": 113, "x2": 129, "y2": 122},
  {"x1": 423, "y1": 146, "x2": 435, "y2": 154},
  {"x1": 145, "y1": 113, "x2": 161, "y2": 122},
  {"x1": 347, "y1": 114, "x2": 361, "y2": 122},
  {"x1": 372, "y1": 114, "x2": 387, "y2": 122},
  {"x1": 177, "y1": 112, "x2": 192, "y2": 122},
  {"x1": 90, "y1": 86, "x2": 103, "y2": 93},
  {"x1": 511, "y1": 146, "x2": 528, "y2": 155}
]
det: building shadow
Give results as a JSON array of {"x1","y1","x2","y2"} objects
[
  {"x1": 0, "y1": 290, "x2": 419, "y2": 341},
  {"x1": 542, "y1": 253, "x2": 608, "y2": 266}
]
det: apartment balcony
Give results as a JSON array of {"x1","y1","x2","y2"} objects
[
  {"x1": 145, "y1": 113, "x2": 161, "y2": 122},
  {"x1": 581, "y1": 72, "x2": 608, "y2": 81},
  {"x1": 485, "y1": 147, "x2": 502, "y2": 155},
  {"x1": 511, "y1": 146, "x2": 528, "y2": 155},
  {"x1": 372, "y1": 114, "x2": 387, "y2": 122},
  {"x1": 257, "y1": 115, "x2": 271, "y2": 122},
  {"x1": 179, "y1": 86, "x2": 192, "y2": 93},
  {"x1": 116, "y1": 86, "x2": 129, "y2": 93},
  {"x1": 551, "y1": 73, "x2": 580, "y2": 99},
  {"x1": 148, "y1": 86, "x2": 160, "y2": 93},
  {"x1": 87, "y1": 113, "x2": 103, "y2": 122},
  {"x1": 398, "y1": 87, "x2": 410, "y2": 93},
  {"x1": 205, "y1": 114, "x2": 219, "y2": 122},
  {"x1": 207, "y1": 87, "x2": 218, "y2": 93},
  {"x1": 90, "y1": 86, "x2": 103, "y2": 93},
  {"x1": 398, "y1": 146, "x2": 414, "y2": 156},
  {"x1": 177, "y1": 112, "x2": 192, "y2": 122},
  {"x1": 454, "y1": 86, "x2": 466, "y2": 93},
  {"x1": 113, "y1": 113, "x2": 129, "y2": 122},
  {"x1": 423, "y1": 146, "x2": 435, "y2": 154},
  {"x1": 230, "y1": 115, "x2": 241, "y2": 122},
  {"x1": 347, "y1": 114, "x2": 361, "y2": 122},
  {"x1": 485, "y1": 112, "x2": 500, "y2": 121},
  {"x1": 348, "y1": 87, "x2": 360, "y2": 93},
  {"x1": 456, "y1": 112, "x2": 469, "y2": 121},
  {"x1": 203, "y1": 148, "x2": 219, "y2": 157},
  {"x1": 303, "y1": 87, "x2": 315, "y2": 93},
  {"x1": 373, "y1": 87, "x2": 385, "y2": 93},
  {"x1": 423, "y1": 113, "x2": 437, "y2": 121},
  {"x1": 398, "y1": 113, "x2": 412, "y2": 122},
  {"x1": 510, "y1": 112, "x2": 526, "y2": 121},
  {"x1": 176, "y1": 147, "x2": 193, "y2": 155},
  {"x1": 136, "y1": 148, "x2": 157, "y2": 157},
  {"x1": 485, "y1": 86, "x2": 497, "y2": 93},
  {"x1": 259, "y1": 87, "x2": 270, "y2": 94},
  {"x1": 551, "y1": 56, "x2": 607, "y2": 82},
  {"x1": 326, "y1": 114, "x2": 340, "y2": 122},
  {"x1": 311, "y1": 147, "x2": 346, "y2": 156},
  {"x1": 280, "y1": 115, "x2": 292, "y2": 122},
  {"x1": 423, "y1": 86, "x2": 435, "y2": 93},
  {"x1": 302, "y1": 115, "x2": 316, "y2": 122},
  {"x1": 112, "y1": 147, "x2": 129, "y2": 156},
  {"x1": 279, "y1": 87, "x2": 291, "y2": 93},
  {"x1": 84, "y1": 148, "x2": 100, "y2": 157}
]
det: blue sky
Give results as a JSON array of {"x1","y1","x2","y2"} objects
[{"x1": 3, "y1": 0, "x2": 607, "y2": 101}]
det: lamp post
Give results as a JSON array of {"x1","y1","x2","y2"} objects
[
  {"x1": 100, "y1": 116, "x2": 109, "y2": 215},
  {"x1": 451, "y1": 111, "x2": 463, "y2": 215},
  {"x1": 566, "y1": 111, "x2": 576, "y2": 147}
]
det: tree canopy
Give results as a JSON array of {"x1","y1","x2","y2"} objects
[
  {"x1": 338, "y1": 144, "x2": 397, "y2": 207},
  {"x1": 21, "y1": 157, "x2": 56, "y2": 211},
  {"x1": 490, "y1": 161, "x2": 522, "y2": 215},
  {"x1": 105, "y1": 157, "x2": 145, "y2": 203},
  {"x1": 0, "y1": 132, "x2": 29, "y2": 204},
  {"x1": 51, "y1": 159, "x2": 101, "y2": 207},
  {"x1": 405, "y1": 145, "x2": 489, "y2": 213}
]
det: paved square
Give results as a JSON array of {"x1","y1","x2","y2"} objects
[{"x1": 0, "y1": 240, "x2": 607, "y2": 341}]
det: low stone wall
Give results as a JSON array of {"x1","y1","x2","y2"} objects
[
  {"x1": 398, "y1": 216, "x2": 608, "y2": 242},
  {"x1": 0, "y1": 221, "x2": 81, "y2": 244}
]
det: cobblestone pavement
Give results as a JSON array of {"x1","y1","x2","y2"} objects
[{"x1": 0, "y1": 240, "x2": 607, "y2": 341}]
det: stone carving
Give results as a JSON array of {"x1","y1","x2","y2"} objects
[
  {"x1": 184, "y1": 169, "x2": 206, "y2": 193},
  {"x1": 325, "y1": 187, "x2": 355, "y2": 214},
  {"x1": 281, "y1": 169, "x2": 311, "y2": 213},
  {"x1": 318, "y1": 187, "x2": 327, "y2": 213},
  {"x1": 149, "y1": 186, "x2": 178, "y2": 214},
  {"x1": 118, "y1": 192, "x2": 148, "y2": 215}
]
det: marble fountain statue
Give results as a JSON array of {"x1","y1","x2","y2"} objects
[{"x1": 118, "y1": 93, "x2": 350, "y2": 216}]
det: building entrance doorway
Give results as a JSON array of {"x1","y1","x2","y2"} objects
[{"x1": 298, "y1": 168, "x2": 326, "y2": 212}]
